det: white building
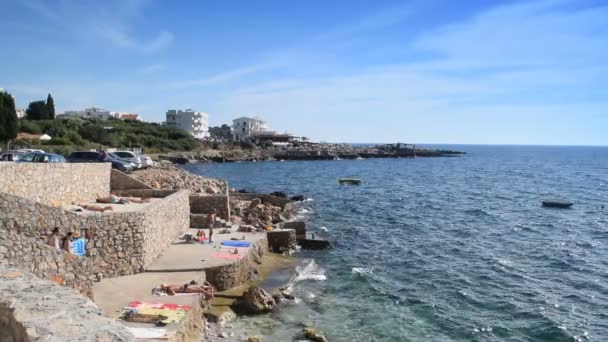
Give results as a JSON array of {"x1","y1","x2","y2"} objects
[
  {"x1": 165, "y1": 109, "x2": 209, "y2": 139},
  {"x1": 16, "y1": 109, "x2": 26, "y2": 119},
  {"x1": 232, "y1": 117, "x2": 269, "y2": 141},
  {"x1": 61, "y1": 107, "x2": 113, "y2": 120}
]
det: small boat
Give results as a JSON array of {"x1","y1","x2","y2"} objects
[
  {"x1": 542, "y1": 199, "x2": 573, "y2": 208},
  {"x1": 338, "y1": 177, "x2": 362, "y2": 185}
]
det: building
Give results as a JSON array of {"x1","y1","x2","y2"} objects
[
  {"x1": 61, "y1": 107, "x2": 113, "y2": 120},
  {"x1": 232, "y1": 117, "x2": 269, "y2": 141},
  {"x1": 165, "y1": 109, "x2": 209, "y2": 139},
  {"x1": 16, "y1": 109, "x2": 26, "y2": 119}
]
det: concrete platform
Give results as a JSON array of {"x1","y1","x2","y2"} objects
[
  {"x1": 146, "y1": 228, "x2": 267, "y2": 272},
  {"x1": 93, "y1": 271, "x2": 205, "y2": 341}
]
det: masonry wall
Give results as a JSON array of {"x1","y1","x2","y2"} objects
[
  {"x1": 142, "y1": 190, "x2": 190, "y2": 268},
  {"x1": 0, "y1": 191, "x2": 190, "y2": 278},
  {"x1": 205, "y1": 238, "x2": 268, "y2": 291},
  {"x1": 0, "y1": 266, "x2": 135, "y2": 341},
  {"x1": 190, "y1": 195, "x2": 230, "y2": 219},
  {"x1": 0, "y1": 163, "x2": 111, "y2": 206},
  {"x1": 0, "y1": 231, "x2": 95, "y2": 298}
]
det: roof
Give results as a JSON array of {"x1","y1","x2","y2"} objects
[
  {"x1": 232, "y1": 116, "x2": 266, "y2": 122},
  {"x1": 119, "y1": 114, "x2": 140, "y2": 120},
  {"x1": 16, "y1": 133, "x2": 51, "y2": 140}
]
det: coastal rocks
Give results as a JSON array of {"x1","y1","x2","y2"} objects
[
  {"x1": 303, "y1": 327, "x2": 329, "y2": 342},
  {"x1": 235, "y1": 286, "x2": 276, "y2": 314},
  {"x1": 249, "y1": 198, "x2": 262, "y2": 209},
  {"x1": 267, "y1": 229, "x2": 297, "y2": 254},
  {"x1": 130, "y1": 164, "x2": 227, "y2": 195},
  {"x1": 247, "y1": 336, "x2": 262, "y2": 342}
]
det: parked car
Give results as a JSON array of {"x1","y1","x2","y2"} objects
[
  {"x1": 112, "y1": 151, "x2": 143, "y2": 169},
  {"x1": 17, "y1": 152, "x2": 66, "y2": 163},
  {"x1": 0, "y1": 151, "x2": 26, "y2": 162},
  {"x1": 66, "y1": 151, "x2": 133, "y2": 173},
  {"x1": 108, "y1": 153, "x2": 139, "y2": 169}
]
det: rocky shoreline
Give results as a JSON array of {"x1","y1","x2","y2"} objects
[
  {"x1": 150, "y1": 143, "x2": 465, "y2": 164},
  {"x1": 127, "y1": 164, "x2": 326, "y2": 340}
]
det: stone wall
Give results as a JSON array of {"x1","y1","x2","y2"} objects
[
  {"x1": 111, "y1": 169, "x2": 152, "y2": 190},
  {"x1": 0, "y1": 266, "x2": 135, "y2": 341},
  {"x1": 141, "y1": 190, "x2": 190, "y2": 268},
  {"x1": 0, "y1": 190, "x2": 190, "y2": 278},
  {"x1": 0, "y1": 230, "x2": 95, "y2": 297},
  {"x1": 112, "y1": 189, "x2": 178, "y2": 198},
  {"x1": 190, "y1": 195, "x2": 230, "y2": 219},
  {"x1": 0, "y1": 163, "x2": 111, "y2": 206},
  {"x1": 279, "y1": 221, "x2": 307, "y2": 238},
  {"x1": 267, "y1": 229, "x2": 297, "y2": 253},
  {"x1": 205, "y1": 238, "x2": 268, "y2": 291}
]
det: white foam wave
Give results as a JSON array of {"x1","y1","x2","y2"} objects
[
  {"x1": 352, "y1": 267, "x2": 373, "y2": 276},
  {"x1": 319, "y1": 226, "x2": 328, "y2": 232},
  {"x1": 303, "y1": 197, "x2": 314, "y2": 202},
  {"x1": 294, "y1": 260, "x2": 327, "y2": 282},
  {"x1": 297, "y1": 208, "x2": 310, "y2": 214}
]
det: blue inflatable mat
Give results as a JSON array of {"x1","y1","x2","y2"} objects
[
  {"x1": 222, "y1": 240, "x2": 251, "y2": 248},
  {"x1": 71, "y1": 238, "x2": 86, "y2": 256}
]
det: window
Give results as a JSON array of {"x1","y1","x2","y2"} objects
[{"x1": 242, "y1": 127, "x2": 245, "y2": 132}]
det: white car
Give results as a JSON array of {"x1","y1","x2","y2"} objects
[
  {"x1": 113, "y1": 151, "x2": 143, "y2": 169},
  {"x1": 114, "y1": 151, "x2": 154, "y2": 169}
]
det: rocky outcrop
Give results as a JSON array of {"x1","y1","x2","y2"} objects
[
  {"x1": 0, "y1": 266, "x2": 134, "y2": 341},
  {"x1": 303, "y1": 327, "x2": 328, "y2": 342},
  {"x1": 236, "y1": 286, "x2": 275, "y2": 314},
  {"x1": 130, "y1": 164, "x2": 227, "y2": 195}
]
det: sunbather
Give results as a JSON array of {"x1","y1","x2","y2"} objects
[
  {"x1": 159, "y1": 282, "x2": 214, "y2": 300},
  {"x1": 96, "y1": 193, "x2": 150, "y2": 204},
  {"x1": 75, "y1": 203, "x2": 113, "y2": 212}
]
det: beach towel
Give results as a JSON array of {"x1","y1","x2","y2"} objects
[
  {"x1": 222, "y1": 240, "x2": 251, "y2": 248},
  {"x1": 151, "y1": 288, "x2": 199, "y2": 297},
  {"x1": 212, "y1": 252, "x2": 243, "y2": 260},
  {"x1": 71, "y1": 238, "x2": 86, "y2": 256},
  {"x1": 128, "y1": 301, "x2": 192, "y2": 311},
  {"x1": 126, "y1": 327, "x2": 170, "y2": 339},
  {"x1": 119, "y1": 302, "x2": 190, "y2": 324}
]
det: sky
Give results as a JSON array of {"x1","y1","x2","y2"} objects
[{"x1": 1, "y1": 0, "x2": 607, "y2": 145}]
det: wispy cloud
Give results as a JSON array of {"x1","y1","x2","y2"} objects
[{"x1": 20, "y1": 0, "x2": 173, "y2": 53}]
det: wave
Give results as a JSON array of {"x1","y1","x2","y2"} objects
[
  {"x1": 352, "y1": 267, "x2": 373, "y2": 276},
  {"x1": 293, "y1": 260, "x2": 327, "y2": 283}
]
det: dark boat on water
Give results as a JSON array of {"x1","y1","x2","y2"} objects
[
  {"x1": 542, "y1": 199, "x2": 573, "y2": 208},
  {"x1": 338, "y1": 177, "x2": 362, "y2": 185}
]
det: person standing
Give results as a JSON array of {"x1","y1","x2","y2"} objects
[{"x1": 207, "y1": 209, "x2": 217, "y2": 243}]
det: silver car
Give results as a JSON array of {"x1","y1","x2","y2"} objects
[{"x1": 113, "y1": 151, "x2": 154, "y2": 169}]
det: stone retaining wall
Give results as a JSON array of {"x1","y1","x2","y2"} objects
[
  {"x1": 0, "y1": 230, "x2": 95, "y2": 298},
  {"x1": 142, "y1": 190, "x2": 190, "y2": 267},
  {"x1": 0, "y1": 266, "x2": 135, "y2": 341},
  {"x1": 267, "y1": 229, "x2": 297, "y2": 253},
  {"x1": 205, "y1": 238, "x2": 268, "y2": 291},
  {"x1": 0, "y1": 190, "x2": 190, "y2": 278},
  {"x1": 0, "y1": 163, "x2": 111, "y2": 206},
  {"x1": 190, "y1": 195, "x2": 230, "y2": 219}
]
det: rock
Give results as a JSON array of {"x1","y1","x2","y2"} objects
[
  {"x1": 247, "y1": 336, "x2": 262, "y2": 342},
  {"x1": 303, "y1": 327, "x2": 328, "y2": 342},
  {"x1": 237, "y1": 286, "x2": 275, "y2": 314},
  {"x1": 290, "y1": 195, "x2": 305, "y2": 201},
  {"x1": 269, "y1": 191, "x2": 288, "y2": 199},
  {"x1": 249, "y1": 198, "x2": 262, "y2": 209}
]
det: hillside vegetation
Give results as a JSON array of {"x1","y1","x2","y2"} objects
[{"x1": 16, "y1": 117, "x2": 201, "y2": 154}]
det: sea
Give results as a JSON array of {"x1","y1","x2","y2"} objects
[{"x1": 183, "y1": 145, "x2": 608, "y2": 342}]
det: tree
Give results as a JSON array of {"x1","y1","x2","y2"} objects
[
  {"x1": 209, "y1": 124, "x2": 232, "y2": 139},
  {"x1": 46, "y1": 93, "x2": 55, "y2": 119},
  {"x1": 0, "y1": 90, "x2": 19, "y2": 142},
  {"x1": 26, "y1": 100, "x2": 48, "y2": 120}
]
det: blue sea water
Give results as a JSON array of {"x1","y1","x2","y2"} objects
[{"x1": 184, "y1": 145, "x2": 608, "y2": 341}]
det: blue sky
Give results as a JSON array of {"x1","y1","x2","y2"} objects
[{"x1": 1, "y1": 0, "x2": 607, "y2": 145}]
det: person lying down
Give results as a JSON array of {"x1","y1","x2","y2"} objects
[
  {"x1": 154, "y1": 281, "x2": 215, "y2": 300},
  {"x1": 96, "y1": 193, "x2": 150, "y2": 204},
  {"x1": 69, "y1": 203, "x2": 113, "y2": 212}
]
